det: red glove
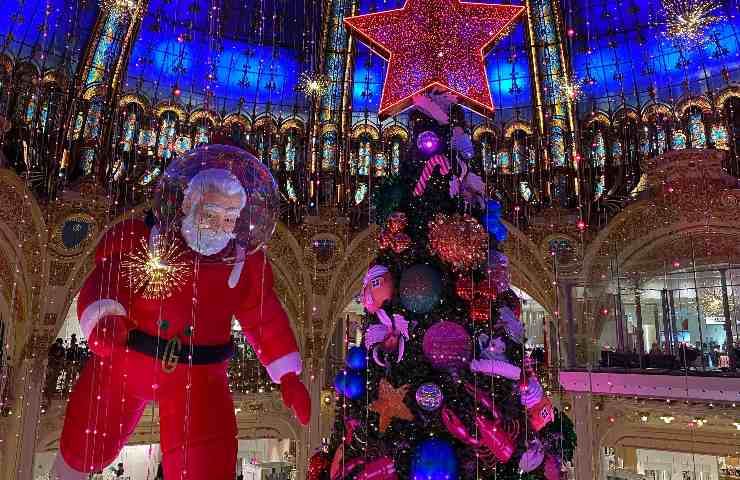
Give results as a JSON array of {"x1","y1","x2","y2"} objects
[
  {"x1": 87, "y1": 316, "x2": 130, "y2": 357},
  {"x1": 280, "y1": 372, "x2": 311, "y2": 425}
]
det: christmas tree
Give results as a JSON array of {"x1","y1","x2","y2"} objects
[{"x1": 309, "y1": 105, "x2": 576, "y2": 480}]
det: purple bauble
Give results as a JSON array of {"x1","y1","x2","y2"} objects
[
  {"x1": 416, "y1": 130, "x2": 441, "y2": 155},
  {"x1": 415, "y1": 383, "x2": 443, "y2": 411},
  {"x1": 422, "y1": 321, "x2": 472, "y2": 371}
]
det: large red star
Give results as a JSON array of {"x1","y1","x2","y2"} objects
[{"x1": 344, "y1": 0, "x2": 524, "y2": 118}]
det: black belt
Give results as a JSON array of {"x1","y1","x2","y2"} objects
[{"x1": 127, "y1": 330, "x2": 235, "y2": 369}]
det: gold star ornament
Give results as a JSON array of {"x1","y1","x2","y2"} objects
[{"x1": 369, "y1": 378, "x2": 414, "y2": 433}]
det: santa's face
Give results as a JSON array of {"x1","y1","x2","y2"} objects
[{"x1": 181, "y1": 191, "x2": 243, "y2": 256}]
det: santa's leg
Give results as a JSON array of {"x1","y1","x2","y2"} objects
[
  {"x1": 52, "y1": 357, "x2": 147, "y2": 479},
  {"x1": 159, "y1": 367, "x2": 237, "y2": 480}
]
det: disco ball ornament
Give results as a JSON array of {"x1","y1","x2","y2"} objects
[
  {"x1": 411, "y1": 439, "x2": 458, "y2": 480},
  {"x1": 400, "y1": 264, "x2": 442, "y2": 314},
  {"x1": 346, "y1": 346, "x2": 368, "y2": 371},
  {"x1": 154, "y1": 144, "x2": 279, "y2": 263},
  {"x1": 417, "y1": 130, "x2": 441, "y2": 155},
  {"x1": 422, "y1": 321, "x2": 472, "y2": 371},
  {"x1": 415, "y1": 383, "x2": 444, "y2": 411}
]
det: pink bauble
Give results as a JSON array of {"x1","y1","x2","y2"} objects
[{"x1": 422, "y1": 321, "x2": 472, "y2": 371}]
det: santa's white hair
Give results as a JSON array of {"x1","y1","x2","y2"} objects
[{"x1": 183, "y1": 168, "x2": 247, "y2": 211}]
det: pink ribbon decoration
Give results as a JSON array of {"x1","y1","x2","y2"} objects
[
  {"x1": 414, "y1": 154, "x2": 450, "y2": 197},
  {"x1": 364, "y1": 309, "x2": 410, "y2": 366}
]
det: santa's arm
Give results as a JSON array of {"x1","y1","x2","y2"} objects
[
  {"x1": 78, "y1": 221, "x2": 147, "y2": 340},
  {"x1": 236, "y1": 251, "x2": 302, "y2": 383}
]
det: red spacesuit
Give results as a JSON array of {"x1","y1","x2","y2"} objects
[{"x1": 54, "y1": 219, "x2": 310, "y2": 479}]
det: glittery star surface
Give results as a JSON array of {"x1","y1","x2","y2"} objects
[
  {"x1": 369, "y1": 379, "x2": 414, "y2": 432},
  {"x1": 344, "y1": 0, "x2": 524, "y2": 118}
]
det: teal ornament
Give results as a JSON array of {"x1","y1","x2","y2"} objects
[{"x1": 400, "y1": 264, "x2": 442, "y2": 314}]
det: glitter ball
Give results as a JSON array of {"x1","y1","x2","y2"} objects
[{"x1": 415, "y1": 383, "x2": 444, "y2": 411}]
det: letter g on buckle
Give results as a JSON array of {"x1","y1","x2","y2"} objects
[{"x1": 162, "y1": 337, "x2": 182, "y2": 373}]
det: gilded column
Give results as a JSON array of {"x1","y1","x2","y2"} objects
[
  {"x1": 524, "y1": 0, "x2": 579, "y2": 203},
  {"x1": 308, "y1": 0, "x2": 358, "y2": 208},
  {"x1": 58, "y1": 0, "x2": 148, "y2": 184}
]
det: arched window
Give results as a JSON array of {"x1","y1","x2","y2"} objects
[
  {"x1": 478, "y1": 132, "x2": 496, "y2": 174},
  {"x1": 281, "y1": 126, "x2": 303, "y2": 173},
  {"x1": 390, "y1": 137, "x2": 403, "y2": 175},
  {"x1": 321, "y1": 130, "x2": 337, "y2": 171},
  {"x1": 591, "y1": 130, "x2": 606, "y2": 168},
  {"x1": 686, "y1": 108, "x2": 707, "y2": 149},
  {"x1": 157, "y1": 110, "x2": 179, "y2": 161},
  {"x1": 357, "y1": 135, "x2": 372, "y2": 176}
]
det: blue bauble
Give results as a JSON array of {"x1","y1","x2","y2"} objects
[
  {"x1": 334, "y1": 371, "x2": 348, "y2": 395},
  {"x1": 333, "y1": 370, "x2": 365, "y2": 399},
  {"x1": 344, "y1": 372, "x2": 366, "y2": 399},
  {"x1": 411, "y1": 439, "x2": 458, "y2": 480},
  {"x1": 400, "y1": 264, "x2": 442, "y2": 314},
  {"x1": 346, "y1": 346, "x2": 368, "y2": 371},
  {"x1": 491, "y1": 222, "x2": 508, "y2": 242}
]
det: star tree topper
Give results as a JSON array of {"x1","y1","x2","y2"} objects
[{"x1": 344, "y1": 0, "x2": 525, "y2": 118}]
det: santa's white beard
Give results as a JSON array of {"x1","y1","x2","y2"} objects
[{"x1": 181, "y1": 210, "x2": 235, "y2": 256}]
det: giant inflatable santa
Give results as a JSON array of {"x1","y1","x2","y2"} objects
[{"x1": 52, "y1": 145, "x2": 311, "y2": 479}]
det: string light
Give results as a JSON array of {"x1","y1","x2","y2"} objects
[
  {"x1": 662, "y1": 0, "x2": 724, "y2": 46},
  {"x1": 121, "y1": 237, "x2": 192, "y2": 299},
  {"x1": 297, "y1": 72, "x2": 330, "y2": 100}
]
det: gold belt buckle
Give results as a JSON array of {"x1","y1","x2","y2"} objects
[{"x1": 162, "y1": 337, "x2": 182, "y2": 373}]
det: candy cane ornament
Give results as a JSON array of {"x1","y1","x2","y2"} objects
[{"x1": 414, "y1": 154, "x2": 450, "y2": 196}]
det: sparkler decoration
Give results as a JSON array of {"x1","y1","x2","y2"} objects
[
  {"x1": 122, "y1": 237, "x2": 192, "y2": 299},
  {"x1": 663, "y1": 0, "x2": 723, "y2": 46},
  {"x1": 297, "y1": 72, "x2": 330, "y2": 100},
  {"x1": 558, "y1": 76, "x2": 584, "y2": 103}
]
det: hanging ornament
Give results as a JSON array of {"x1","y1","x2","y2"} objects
[
  {"x1": 330, "y1": 447, "x2": 365, "y2": 480},
  {"x1": 454, "y1": 276, "x2": 475, "y2": 301},
  {"x1": 470, "y1": 334, "x2": 520, "y2": 379},
  {"x1": 343, "y1": 0, "x2": 525, "y2": 118},
  {"x1": 399, "y1": 264, "x2": 442, "y2": 313},
  {"x1": 364, "y1": 310, "x2": 410, "y2": 366},
  {"x1": 415, "y1": 383, "x2": 444, "y2": 411},
  {"x1": 496, "y1": 306, "x2": 525, "y2": 343},
  {"x1": 410, "y1": 439, "x2": 458, "y2": 480},
  {"x1": 297, "y1": 71, "x2": 330, "y2": 100},
  {"x1": 417, "y1": 130, "x2": 442, "y2": 155},
  {"x1": 543, "y1": 454, "x2": 562, "y2": 480},
  {"x1": 346, "y1": 346, "x2": 368, "y2": 371},
  {"x1": 379, "y1": 212, "x2": 412, "y2": 253},
  {"x1": 369, "y1": 379, "x2": 414, "y2": 433},
  {"x1": 475, "y1": 415, "x2": 516, "y2": 463},
  {"x1": 121, "y1": 237, "x2": 192, "y2": 299},
  {"x1": 428, "y1": 213, "x2": 488, "y2": 271},
  {"x1": 387, "y1": 211, "x2": 408, "y2": 233},
  {"x1": 483, "y1": 199, "x2": 508, "y2": 242},
  {"x1": 662, "y1": 0, "x2": 724, "y2": 46},
  {"x1": 361, "y1": 265, "x2": 395, "y2": 314},
  {"x1": 356, "y1": 457, "x2": 398, "y2": 480},
  {"x1": 469, "y1": 297, "x2": 490, "y2": 323},
  {"x1": 519, "y1": 439, "x2": 545, "y2": 473},
  {"x1": 521, "y1": 356, "x2": 554, "y2": 432},
  {"x1": 334, "y1": 370, "x2": 366, "y2": 399},
  {"x1": 449, "y1": 157, "x2": 485, "y2": 208},
  {"x1": 414, "y1": 154, "x2": 450, "y2": 196},
  {"x1": 307, "y1": 450, "x2": 331, "y2": 480},
  {"x1": 422, "y1": 321, "x2": 472, "y2": 372}
]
